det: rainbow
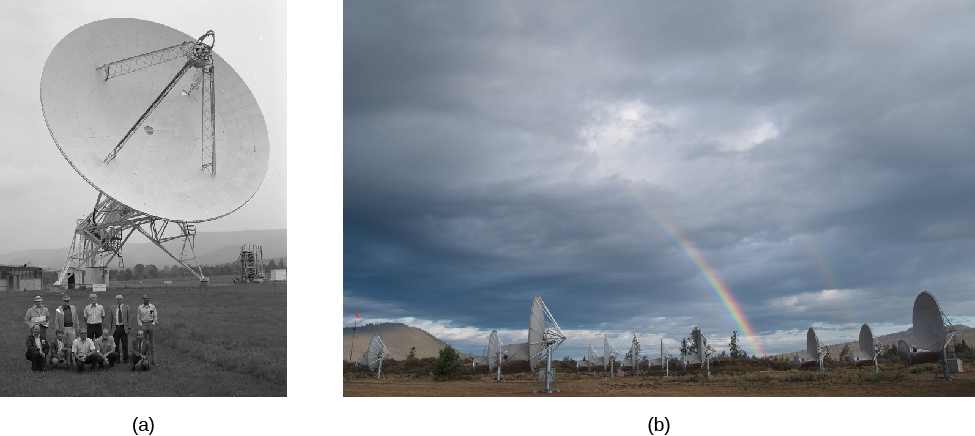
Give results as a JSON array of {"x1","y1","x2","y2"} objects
[{"x1": 619, "y1": 183, "x2": 764, "y2": 356}]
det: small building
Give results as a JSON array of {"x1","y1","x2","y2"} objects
[
  {"x1": 270, "y1": 269, "x2": 287, "y2": 281},
  {"x1": 0, "y1": 264, "x2": 44, "y2": 292}
]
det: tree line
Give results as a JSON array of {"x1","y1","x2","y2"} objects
[{"x1": 43, "y1": 257, "x2": 287, "y2": 282}]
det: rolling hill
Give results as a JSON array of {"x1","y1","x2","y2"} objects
[
  {"x1": 0, "y1": 229, "x2": 286, "y2": 269},
  {"x1": 343, "y1": 322, "x2": 452, "y2": 362}
]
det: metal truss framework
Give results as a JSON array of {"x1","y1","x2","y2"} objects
[
  {"x1": 700, "y1": 333, "x2": 716, "y2": 378},
  {"x1": 662, "y1": 344, "x2": 674, "y2": 378},
  {"x1": 814, "y1": 335, "x2": 829, "y2": 373},
  {"x1": 238, "y1": 244, "x2": 265, "y2": 283},
  {"x1": 55, "y1": 193, "x2": 208, "y2": 287},
  {"x1": 98, "y1": 31, "x2": 217, "y2": 176},
  {"x1": 933, "y1": 310, "x2": 957, "y2": 380},
  {"x1": 606, "y1": 336, "x2": 619, "y2": 380}
]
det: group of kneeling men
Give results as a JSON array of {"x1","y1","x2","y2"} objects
[{"x1": 24, "y1": 292, "x2": 158, "y2": 372}]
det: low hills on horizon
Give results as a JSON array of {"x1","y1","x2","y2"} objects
[
  {"x1": 343, "y1": 322, "x2": 975, "y2": 362},
  {"x1": 0, "y1": 228, "x2": 286, "y2": 269},
  {"x1": 344, "y1": 322, "x2": 456, "y2": 362}
]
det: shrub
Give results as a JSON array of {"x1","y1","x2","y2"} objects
[{"x1": 432, "y1": 345, "x2": 462, "y2": 381}]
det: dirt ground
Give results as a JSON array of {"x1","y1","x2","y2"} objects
[{"x1": 344, "y1": 371, "x2": 975, "y2": 396}]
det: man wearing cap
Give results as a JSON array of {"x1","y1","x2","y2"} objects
[
  {"x1": 26, "y1": 325, "x2": 49, "y2": 371},
  {"x1": 54, "y1": 294, "x2": 79, "y2": 366},
  {"x1": 137, "y1": 294, "x2": 158, "y2": 365},
  {"x1": 25, "y1": 296, "x2": 51, "y2": 340},
  {"x1": 107, "y1": 294, "x2": 133, "y2": 363},
  {"x1": 83, "y1": 293, "x2": 105, "y2": 342}
]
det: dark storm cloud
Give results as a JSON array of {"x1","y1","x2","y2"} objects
[{"x1": 344, "y1": 1, "x2": 975, "y2": 354}]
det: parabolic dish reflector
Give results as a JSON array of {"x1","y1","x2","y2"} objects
[
  {"x1": 806, "y1": 327, "x2": 818, "y2": 355},
  {"x1": 366, "y1": 334, "x2": 389, "y2": 371},
  {"x1": 40, "y1": 18, "x2": 269, "y2": 222},
  {"x1": 528, "y1": 294, "x2": 545, "y2": 371},
  {"x1": 858, "y1": 324, "x2": 875, "y2": 356},
  {"x1": 487, "y1": 330, "x2": 500, "y2": 371},
  {"x1": 913, "y1": 291, "x2": 945, "y2": 351}
]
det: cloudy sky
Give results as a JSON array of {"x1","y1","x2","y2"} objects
[
  {"x1": 344, "y1": 0, "x2": 975, "y2": 359},
  {"x1": 0, "y1": 1, "x2": 286, "y2": 255}
]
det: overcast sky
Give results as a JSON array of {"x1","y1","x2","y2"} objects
[
  {"x1": 0, "y1": 1, "x2": 286, "y2": 254},
  {"x1": 344, "y1": 0, "x2": 975, "y2": 359}
]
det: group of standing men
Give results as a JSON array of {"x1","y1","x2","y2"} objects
[{"x1": 25, "y1": 293, "x2": 158, "y2": 372}]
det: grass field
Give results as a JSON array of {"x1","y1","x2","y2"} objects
[{"x1": 1, "y1": 277, "x2": 286, "y2": 396}]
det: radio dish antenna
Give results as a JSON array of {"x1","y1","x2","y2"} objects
[
  {"x1": 366, "y1": 334, "x2": 389, "y2": 379},
  {"x1": 648, "y1": 338, "x2": 674, "y2": 377},
  {"x1": 795, "y1": 327, "x2": 828, "y2": 372},
  {"x1": 488, "y1": 330, "x2": 504, "y2": 382},
  {"x1": 585, "y1": 342, "x2": 605, "y2": 374},
  {"x1": 529, "y1": 294, "x2": 566, "y2": 393},
  {"x1": 354, "y1": 334, "x2": 389, "y2": 379},
  {"x1": 495, "y1": 294, "x2": 566, "y2": 391},
  {"x1": 40, "y1": 19, "x2": 269, "y2": 288},
  {"x1": 620, "y1": 335, "x2": 641, "y2": 376},
  {"x1": 682, "y1": 329, "x2": 713, "y2": 376},
  {"x1": 849, "y1": 324, "x2": 881, "y2": 373},
  {"x1": 604, "y1": 335, "x2": 620, "y2": 379},
  {"x1": 897, "y1": 292, "x2": 957, "y2": 379}
]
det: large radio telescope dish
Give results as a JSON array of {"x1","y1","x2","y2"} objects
[
  {"x1": 41, "y1": 18, "x2": 270, "y2": 287},
  {"x1": 41, "y1": 18, "x2": 269, "y2": 222}
]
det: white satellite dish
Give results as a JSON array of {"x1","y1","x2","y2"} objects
[
  {"x1": 897, "y1": 292, "x2": 957, "y2": 379},
  {"x1": 529, "y1": 294, "x2": 566, "y2": 393},
  {"x1": 472, "y1": 330, "x2": 505, "y2": 381},
  {"x1": 495, "y1": 294, "x2": 566, "y2": 392},
  {"x1": 795, "y1": 327, "x2": 828, "y2": 372},
  {"x1": 619, "y1": 335, "x2": 641, "y2": 376},
  {"x1": 488, "y1": 330, "x2": 504, "y2": 382},
  {"x1": 681, "y1": 330, "x2": 715, "y2": 376},
  {"x1": 586, "y1": 342, "x2": 605, "y2": 372},
  {"x1": 365, "y1": 334, "x2": 389, "y2": 379},
  {"x1": 849, "y1": 323, "x2": 881, "y2": 373},
  {"x1": 648, "y1": 338, "x2": 675, "y2": 377},
  {"x1": 41, "y1": 18, "x2": 269, "y2": 287},
  {"x1": 604, "y1": 334, "x2": 620, "y2": 379}
]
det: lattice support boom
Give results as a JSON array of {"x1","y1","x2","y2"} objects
[{"x1": 201, "y1": 61, "x2": 216, "y2": 175}]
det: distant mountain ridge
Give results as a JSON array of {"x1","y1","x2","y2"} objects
[
  {"x1": 0, "y1": 229, "x2": 286, "y2": 269},
  {"x1": 343, "y1": 322, "x2": 453, "y2": 362}
]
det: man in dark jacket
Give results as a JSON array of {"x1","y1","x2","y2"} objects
[{"x1": 26, "y1": 325, "x2": 49, "y2": 371}]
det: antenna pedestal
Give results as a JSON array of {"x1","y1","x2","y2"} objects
[
  {"x1": 533, "y1": 340, "x2": 559, "y2": 393},
  {"x1": 54, "y1": 193, "x2": 208, "y2": 288}
]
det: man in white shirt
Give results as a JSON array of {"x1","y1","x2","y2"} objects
[
  {"x1": 83, "y1": 293, "x2": 105, "y2": 342},
  {"x1": 137, "y1": 294, "x2": 158, "y2": 365},
  {"x1": 72, "y1": 330, "x2": 98, "y2": 372}
]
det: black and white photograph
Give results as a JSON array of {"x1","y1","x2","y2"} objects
[{"x1": 1, "y1": 0, "x2": 292, "y2": 430}]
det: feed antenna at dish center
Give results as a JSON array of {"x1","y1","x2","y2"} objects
[{"x1": 41, "y1": 19, "x2": 270, "y2": 288}]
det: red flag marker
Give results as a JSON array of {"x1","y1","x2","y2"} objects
[{"x1": 356, "y1": 311, "x2": 359, "y2": 318}]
